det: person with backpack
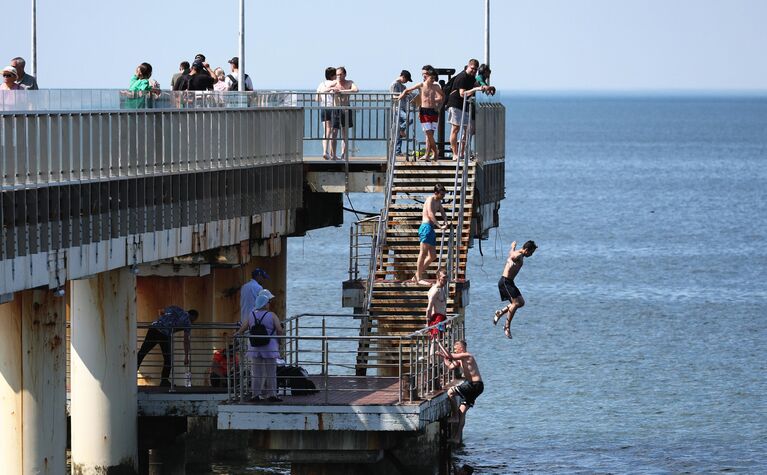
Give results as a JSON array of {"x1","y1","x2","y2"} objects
[
  {"x1": 445, "y1": 59, "x2": 491, "y2": 159},
  {"x1": 137, "y1": 306, "x2": 199, "y2": 387},
  {"x1": 235, "y1": 289, "x2": 284, "y2": 402},
  {"x1": 225, "y1": 57, "x2": 253, "y2": 91}
]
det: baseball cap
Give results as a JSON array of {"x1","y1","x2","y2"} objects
[
  {"x1": 194, "y1": 53, "x2": 206, "y2": 62},
  {"x1": 252, "y1": 268, "x2": 269, "y2": 280},
  {"x1": 228, "y1": 57, "x2": 239, "y2": 67},
  {"x1": 400, "y1": 70, "x2": 412, "y2": 82}
]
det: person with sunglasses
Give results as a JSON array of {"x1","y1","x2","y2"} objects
[{"x1": 1, "y1": 66, "x2": 21, "y2": 90}]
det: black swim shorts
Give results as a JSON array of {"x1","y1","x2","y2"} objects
[
  {"x1": 455, "y1": 380, "x2": 484, "y2": 408},
  {"x1": 498, "y1": 276, "x2": 521, "y2": 301}
]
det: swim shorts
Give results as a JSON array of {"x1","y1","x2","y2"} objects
[
  {"x1": 418, "y1": 222, "x2": 437, "y2": 246},
  {"x1": 455, "y1": 380, "x2": 484, "y2": 408},
  {"x1": 498, "y1": 275, "x2": 521, "y2": 301},
  {"x1": 419, "y1": 107, "x2": 439, "y2": 132},
  {"x1": 448, "y1": 107, "x2": 471, "y2": 127}
]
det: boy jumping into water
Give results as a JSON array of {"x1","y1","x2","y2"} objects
[
  {"x1": 494, "y1": 240, "x2": 537, "y2": 339},
  {"x1": 412, "y1": 184, "x2": 448, "y2": 284},
  {"x1": 437, "y1": 340, "x2": 483, "y2": 444}
]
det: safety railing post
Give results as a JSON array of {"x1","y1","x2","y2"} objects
[
  {"x1": 323, "y1": 338, "x2": 329, "y2": 404},
  {"x1": 239, "y1": 337, "x2": 246, "y2": 402},
  {"x1": 348, "y1": 225, "x2": 354, "y2": 280},
  {"x1": 169, "y1": 330, "x2": 176, "y2": 392},
  {"x1": 398, "y1": 338, "x2": 403, "y2": 404}
]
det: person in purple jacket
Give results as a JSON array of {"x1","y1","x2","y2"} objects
[{"x1": 235, "y1": 289, "x2": 284, "y2": 402}]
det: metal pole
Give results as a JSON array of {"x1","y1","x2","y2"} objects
[
  {"x1": 484, "y1": 0, "x2": 490, "y2": 67},
  {"x1": 238, "y1": 0, "x2": 245, "y2": 92},
  {"x1": 31, "y1": 0, "x2": 37, "y2": 78}
]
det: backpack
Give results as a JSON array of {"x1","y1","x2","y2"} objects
[
  {"x1": 249, "y1": 310, "x2": 272, "y2": 347},
  {"x1": 441, "y1": 74, "x2": 458, "y2": 108},
  {"x1": 227, "y1": 73, "x2": 253, "y2": 91}
]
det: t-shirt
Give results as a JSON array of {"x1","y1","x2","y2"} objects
[
  {"x1": 225, "y1": 73, "x2": 253, "y2": 91},
  {"x1": 128, "y1": 75, "x2": 151, "y2": 92},
  {"x1": 16, "y1": 73, "x2": 38, "y2": 90},
  {"x1": 188, "y1": 74, "x2": 215, "y2": 91},
  {"x1": 240, "y1": 279, "x2": 263, "y2": 324},
  {"x1": 446, "y1": 70, "x2": 478, "y2": 110},
  {"x1": 152, "y1": 306, "x2": 193, "y2": 337},
  {"x1": 389, "y1": 80, "x2": 410, "y2": 112}
]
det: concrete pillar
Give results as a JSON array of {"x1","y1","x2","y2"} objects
[
  {"x1": 70, "y1": 268, "x2": 138, "y2": 474},
  {"x1": 0, "y1": 290, "x2": 67, "y2": 475}
]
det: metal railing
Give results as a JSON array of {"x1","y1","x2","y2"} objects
[
  {"x1": 348, "y1": 215, "x2": 379, "y2": 281},
  {"x1": 226, "y1": 312, "x2": 465, "y2": 403}
]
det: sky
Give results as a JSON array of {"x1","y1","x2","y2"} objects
[{"x1": 2, "y1": 0, "x2": 766, "y2": 91}]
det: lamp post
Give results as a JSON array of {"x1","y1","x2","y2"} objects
[
  {"x1": 238, "y1": 0, "x2": 245, "y2": 91},
  {"x1": 484, "y1": 0, "x2": 490, "y2": 66},
  {"x1": 31, "y1": 0, "x2": 37, "y2": 78}
]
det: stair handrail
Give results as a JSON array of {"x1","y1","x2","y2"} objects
[
  {"x1": 363, "y1": 97, "x2": 402, "y2": 311},
  {"x1": 453, "y1": 100, "x2": 473, "y2": 278},
  {"x1": 439, "y1": 97, "x2": 473, "y2": 283}
]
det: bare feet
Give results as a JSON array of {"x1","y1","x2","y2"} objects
[
  {"x1": 504, "y1": 321, "x2": 512, "y2": 339},
  {"x1": 417, "y1": 279, "x2": 431, "y2": 286},
  {"x1": 493, "y1": 309, "x2": 504, "y2": 325}
]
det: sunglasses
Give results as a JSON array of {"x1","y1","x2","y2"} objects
[{"x1": 3, "y1": 74, "x2": 15, "y2": 78}]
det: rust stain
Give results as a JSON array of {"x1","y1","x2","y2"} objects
[{"x1": 317, "y1": 413, "x2": 324, "y2": 431}]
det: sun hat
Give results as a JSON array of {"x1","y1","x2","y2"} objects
[
  {"x1": 2, "y1": 66, "x2": 18, "y2": 78},
  {"x1": 255, "y1": 289, "x2": 275, "y2": 310}
]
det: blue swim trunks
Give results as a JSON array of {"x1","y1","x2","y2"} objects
[{"x1": 418, "y1": 222, "x2": 437, "y2": 246}]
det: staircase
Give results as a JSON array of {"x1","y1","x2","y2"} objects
[{"x1": 356, "y1": 158, "x2": 476, "y2": 374}]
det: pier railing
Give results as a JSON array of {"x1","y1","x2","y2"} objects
[
  {"x1": 67, "y1": 314, "x2": 462, "y2": 402},
  {"x1": 225, "y1": 312, "x2": 465, "y2": 403}
]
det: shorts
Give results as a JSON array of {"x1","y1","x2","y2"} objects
[
  {"x1": 332, "y1": 109, "x2": 354, "y2": 129},
  {"x1": 419, "y1": 108, "x2": 439, "y2": 132},
  {"x1": 455, "y1": 380, "x2": 484, "y2": 408},
  {"x1": 321, "y1": 109, "x2": 334, "y2": 122},
  {"x1": 418, "y1": 222, "x2": 437, "y2": 246},
  {"x1": 498, "y1": 276, "x2": 521, "y2": 301},
  {"x1": 448, "y1": 107, "x2": 471, "y2": 127}
]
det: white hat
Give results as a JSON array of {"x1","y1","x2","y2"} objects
[
  {"x1": 2, "y1": 66, "x2": 18, "y2": 78},
  {"x1": 254, "y1": 289, "x2": 275, "y2": 310}
]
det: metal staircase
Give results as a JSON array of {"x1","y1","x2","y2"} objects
[{"x1": 355, "y1": 101, "x2": 476, "y2": 374}]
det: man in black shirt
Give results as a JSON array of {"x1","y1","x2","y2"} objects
[
  {"x1": 446, "y1": 59, "x2": 489, "y2": 159},
  {"x1": 175, "y1": 61, "x2": 215, "y2": 91}
]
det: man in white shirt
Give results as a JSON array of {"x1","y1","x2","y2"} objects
[
  {"x1": 225, "y1": 57, "x2": 253, "y2": 91},
  {"x1": 240, "y1": 268, "x2": 269, "y2": 323}
]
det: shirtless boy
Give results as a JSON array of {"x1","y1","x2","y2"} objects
[
  {"x1": 412, "y1": 184, "x2": 448, "y2": 284},
  {"x1": 398, "y1": 68, "x2": 445, "y2": 161},
  {"x1": 426, "y1": 268, "x2": 448, "y2": 324},
  {"x1": 331, "y1": 66, "x2": 359, "y2": 160},
  {"x1": 437, "y1": 340, "x2": 483, "y2": 444},
  {"x1": 494, "y1": 240, "x2": 537, "y2": 339}
]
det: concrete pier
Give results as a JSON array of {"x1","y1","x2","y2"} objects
[
  {"x1": 70, "y1": 268, "x2": 138, "y2": 474},
  {"x1": 0, "y1": 290, "x2": 67, "y2": 475}
]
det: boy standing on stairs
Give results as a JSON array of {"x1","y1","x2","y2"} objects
[{"x1": 412, "y1": 184, "x2": 448, "y2": 285}]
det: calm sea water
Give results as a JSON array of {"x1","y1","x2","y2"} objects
[{"x1": 221, "y1": 95, "x2": 767, "y2": 474}]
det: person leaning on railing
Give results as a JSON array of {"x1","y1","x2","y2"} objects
[{"x1": 137, "y1": 306, "x2": 199, "y2": 387}]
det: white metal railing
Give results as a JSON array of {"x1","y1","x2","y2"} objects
[{"x1": 225, "y1": 312, "x2": 465, "y2": 403}]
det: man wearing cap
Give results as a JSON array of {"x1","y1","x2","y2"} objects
[
  {"x1": 389, "y1": 70, "x2": 413, "y2": 156},
  {"x1": 10, "y1": 57, "x2": 38, "y2": 90},
  {"x1": 240, "y1": 268, "x2": 269, "y2": 324},
  {"x1": 225, "y1": 57, "x2": 253, "y2": 91}
]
